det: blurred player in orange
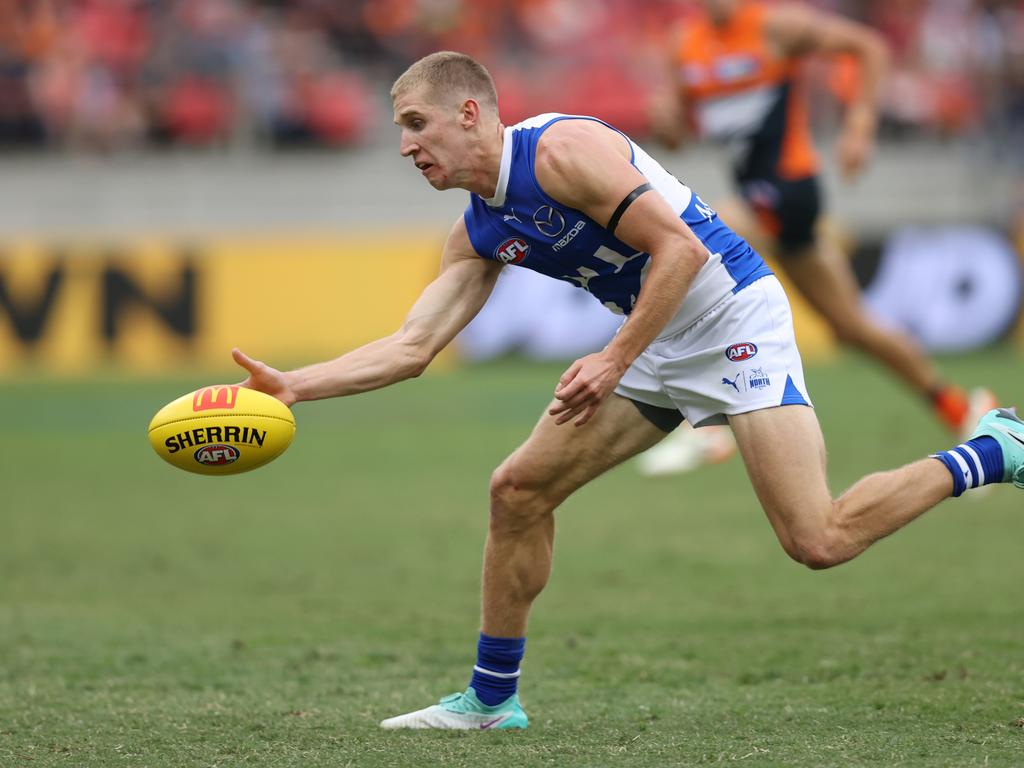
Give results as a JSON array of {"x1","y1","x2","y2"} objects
[{"x1": 638, "y1": 0, "x2": 994, "y2": 476}]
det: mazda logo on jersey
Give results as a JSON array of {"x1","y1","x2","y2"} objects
[
  {"x1": 494, "y1": 238, "x2": 531, "y2": 265},
  {"x1": 533, "y1": 205, "x2": 565, "y2": 238}
]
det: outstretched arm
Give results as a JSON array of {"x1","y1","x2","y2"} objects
[
  {"x1": 765, "y1": 3, "x2": 889, "y2": 179},
  {"x1": 234, "y1": 217, "x2": 502, "y2": 405},
  {"x1": 534, "y1": 120, "x2": 709, "y2": 426}
]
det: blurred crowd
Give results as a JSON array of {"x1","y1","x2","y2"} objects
[{"x1": 0, "y1": 0, "x2": 1021, "y2": 154}]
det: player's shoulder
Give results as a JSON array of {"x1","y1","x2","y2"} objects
[{"x1": 534, "y1": 116, "x2": 623, "y2": 164}]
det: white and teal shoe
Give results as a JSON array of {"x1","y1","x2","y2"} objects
[
  {"x1": 971, "y1": 408, "x2": 1024, "y2": 488},
  {"x1": 380, "y1": 687, "x2": 528, "y2": 730}
]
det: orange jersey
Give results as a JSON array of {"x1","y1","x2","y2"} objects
[{"x1": 674, "y1": 1, "x2": 818, "y2": 179}]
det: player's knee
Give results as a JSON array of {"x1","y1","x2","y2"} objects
[
  {"x1": 830, "y1": 317, "x2": 872, "y2": 349},
  {"x1": 489, "y1": 464, "x2": 554, "y2": 530}
]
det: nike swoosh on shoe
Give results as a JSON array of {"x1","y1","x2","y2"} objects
[
  {"x1": 999, "y1": 426, "x2": 1024, "y2": 447},
  {"x1": 479, "y1": 716, "x2": 506, "y2": 730}
]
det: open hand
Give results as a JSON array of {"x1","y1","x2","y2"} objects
[
  {"x1": 549, "y1": 351, "x2": 626, "y2": 427},
  {"x1": 232, "y1": 348, "x2": 298, "y2": 406}
]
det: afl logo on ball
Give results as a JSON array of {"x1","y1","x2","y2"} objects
[
  {"x1": 726, "y1": 342, "x2": 758, "y2": 362},
  {"x1": 494, "y1": 238, "x2": 530, "y2": 265},
  {"x1": 194, "y1": 444, "x2": 240, "y2": 466}
]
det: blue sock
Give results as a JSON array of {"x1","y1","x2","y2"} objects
[
  {"x1": 932, "y1": 437, "x2": 1004, "y2": 497},
  {"x1": 469, "y1": 633, "x2": 525, "y2": 706}
]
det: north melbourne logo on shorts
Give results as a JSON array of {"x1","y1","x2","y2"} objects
[{"x1": 747, "y1": 367, "x2": 771, "y2": 390}]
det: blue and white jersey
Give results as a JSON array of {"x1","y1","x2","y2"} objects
[{"x1": 463, "y1": 113, "x2": 772, "y2": 337}]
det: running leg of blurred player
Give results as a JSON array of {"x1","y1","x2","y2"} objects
[
  {"x1": 637, "y1": 195, "x2": 995, "y2": 478},
  {"x1": 706, "y1": 195, "x2": 991, "y2": 437}
]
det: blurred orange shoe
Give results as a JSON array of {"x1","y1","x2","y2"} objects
[
  {"x1": 933, "y1": 385, "x2": 970, "y2": 434},
  {"x1": 932, "y1": 385, "x2": 998, "y2": 439},
  {"x1": 960, "y1": 387, "x2": 999, "y2": 499}
]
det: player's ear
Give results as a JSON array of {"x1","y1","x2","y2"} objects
[{"x1": 458, "y1": 98, "x2": 481, "y2": 129}]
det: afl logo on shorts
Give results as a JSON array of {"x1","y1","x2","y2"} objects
[
  {"x1": 494, "y1": 238, "x2": 530, "y2": 265},
  {"x1": 726, "y1": 342, "x2": 758, "y2": 362}
]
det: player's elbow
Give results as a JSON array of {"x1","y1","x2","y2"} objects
[
  {"x1": 403, "y1": 347, "x2": 433, "y2": 379},
  {"x1": 855, "y1": 28, "x2": 889, "y2": 69},
  {"x1": 675, "y1": 240, "x2": 708, "y2": 270},
  {"x1": 392, "y1": 334, "x2": 434, "y2": 380},
  {"x1": 785, "y1": 529, "x2": 851, "y2": 571},
  {"x1": 689, "y1": 243, "x2": 709, "y2": 267},
  {"x1": 652, "y1": 236, "x2": 707, "y2": 268}
]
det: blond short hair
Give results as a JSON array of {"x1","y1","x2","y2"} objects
[{"x1": 391, "y1": 51, "x2": 499, "y2": 114}]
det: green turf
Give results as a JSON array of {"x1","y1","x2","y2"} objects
[{"x1": 1, "y1": 349, "x2": 1022, "y2": 767}]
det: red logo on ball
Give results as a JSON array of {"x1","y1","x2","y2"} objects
[
  {"x1": 494, "y1": 238, "x2": 530, "y2": 265},
  {"x1": 193, "y1": 386, "x2": 239, "y2": 412}
]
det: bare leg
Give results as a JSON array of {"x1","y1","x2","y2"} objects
[
  {"x1": 715, "y1": 195, "x2": 942, "y2": 397},
  {"x1": 713, "y1": 196, "x2": 775, "y2": 255},
  {"x1": 778, "y1": 232, "x2": 941, "y2": 397},
  {"x1": 483, "y1": 394, "x2": 666, "y2": 636},
  {"x1": 729, "y1": 404, "x2": 953, "y2": 569}
]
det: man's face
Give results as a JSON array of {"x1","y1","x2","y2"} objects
[
  {"x1": 393, "y1": 86, "x2": 467, "y2": 191},
  {"x1": 701, "y1": 0, "x2": 741, "y2": 23}
]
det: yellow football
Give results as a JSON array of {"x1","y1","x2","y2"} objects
[{"x1": 148, "y1": 385, "x2": 296, "y2": 475}]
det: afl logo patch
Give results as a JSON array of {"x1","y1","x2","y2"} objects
[
  {"x1": 726, "y1": 342, "x2": 757, "y2": 362},
  {"x1": 494, "y1": 238, "x2": 530, "y2": 265},
  {"x1": 194, "y1": 444, "x2": 240, "y2": 466},
  {"x1": 533, "y1": 205, "x2": 565, "y2": 238}
]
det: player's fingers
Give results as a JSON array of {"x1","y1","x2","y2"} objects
[
  {"x1": 574, "y1": 402, "x2": 601, "y2": 427},
  {"x1": 549, "y1": 391, "x2": 589, "y2": 417},
  {"x1": 555, "y1": 406, "x2": 585, "y2": 426},
  {"x1": 550, "y1": 393, "x2": 589, "y2": 418},
  {"x1": 556, "y1": 361, "x2": 583, "y2": 391},
  {"x1": 555, "y1": 396, "x2": 594, "y2": 425},
  {"x1": 552, "y1": 382, "x2": 592, "y2": 410},
  {"x1": 557, "y1": 371, "x2": 601, "y2": 401},
  {"x1": 231, "y1": 347, "x2": 260, "y2": 373},
  {"x1": 548, "y1": 400, "x2": 572, "y2": 416}
]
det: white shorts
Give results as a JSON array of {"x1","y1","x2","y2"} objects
[{"x1": 614, "y1": 275, "x2": 812, "y2": 428}]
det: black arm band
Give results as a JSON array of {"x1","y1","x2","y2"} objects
[{"x1": 606, "y1": 182, "x2": 653, "y2": 235}]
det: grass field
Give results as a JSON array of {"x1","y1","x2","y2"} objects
[{"x1": 1, "y1": 349, "x2": 1022, "y2": 767}]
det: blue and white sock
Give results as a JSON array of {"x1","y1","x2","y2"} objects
[
  {"x1": 469, "y1": 633, "x2": 525, "y2": 706},
  {"x1": 932, "y1": 436, "x2": 1004, "y2": 497}
]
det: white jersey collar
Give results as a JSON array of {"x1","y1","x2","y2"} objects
[{"x1": 482, "y1": 125, "x2": 513, "y2": 208}]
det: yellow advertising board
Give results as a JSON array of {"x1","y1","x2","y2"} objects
[
  {"x1": 0, "y1": 234, "x2": 444, "y2": 374},
  {"x1": 0, "y1": 233, "x2": 837, "y2": 375}
]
